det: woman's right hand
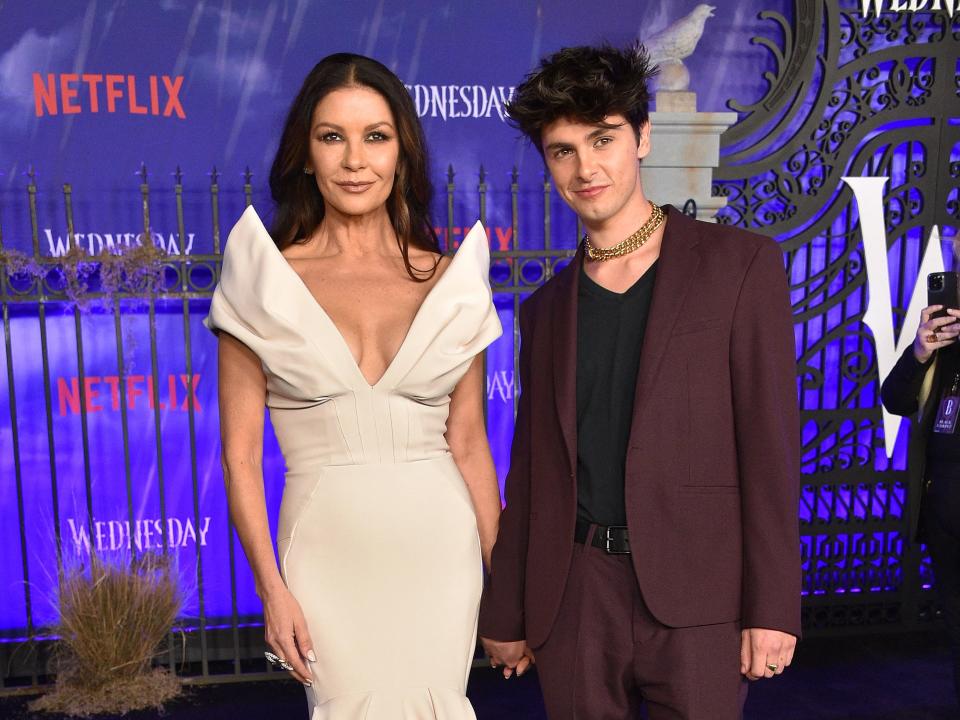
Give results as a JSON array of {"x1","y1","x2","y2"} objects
[
  {"x1": 913, "y1": 306, "x2": 960, "y2": 364},
  {"x1": 262, "y1": 584, "x2": 316, "y2": 685}
]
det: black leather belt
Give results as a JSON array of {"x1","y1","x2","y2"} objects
[{"x1": 574, "y1": 519, "x2": 631, "y2": 554}]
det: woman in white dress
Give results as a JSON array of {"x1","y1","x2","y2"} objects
[{"x1": 205, "y1": 53, "x2": 502, "y2": 718}]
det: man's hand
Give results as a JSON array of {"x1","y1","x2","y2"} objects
[
  {"x1": 480, "y1": 636, "x2": 536, "y2": 679},
  {"x1": 740, "y1": 628, "x2": 796, "y2": 680}
]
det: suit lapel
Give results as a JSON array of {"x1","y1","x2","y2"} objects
[
  {"x1": 549, "y1": 207, "x2": 700, "y2": 478},
  {"x1": 551, "y1": 247, "x2": 582, "y2": 478},
  {"x1": 633, "y1": 207, "x2": 702, "y2": 407}
]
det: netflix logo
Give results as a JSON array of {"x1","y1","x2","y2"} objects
[
  {"x1": 435, "y1": 225, "x2": 515, "y2": 251},
  {"x1": 57, "y1": 373, "x2": 202, "y2": 416},
  {"x1": 32, "y1": 73, "x2": 185, "y2": 118}
]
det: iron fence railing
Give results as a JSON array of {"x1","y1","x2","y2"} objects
[
  {"x1": 0, "y1": 165, "x2": 587, "y2": 688},
  {"x1": 0, "y1": 160, "x2": 930, "y2": 692}
]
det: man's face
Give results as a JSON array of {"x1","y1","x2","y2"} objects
[{"x1": 540, "y1": 115, "x2": 650, "y2": 228}]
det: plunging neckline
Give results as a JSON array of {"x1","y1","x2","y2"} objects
[{"x1": 271, "y1": 235, "x2": 466, "y2": 390}]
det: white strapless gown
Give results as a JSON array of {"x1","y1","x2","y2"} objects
[{"x1": 205, "y1": 207, "x2": 501, "y2": 718}]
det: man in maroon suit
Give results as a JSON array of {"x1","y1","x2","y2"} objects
[{"x1": 479, "y1": 43, "x2": 801, "y2": 719}]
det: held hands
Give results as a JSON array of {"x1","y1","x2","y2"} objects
[
  {"x1": 740, "y1": 628, "x2": 796, "y2": 680},
  {"x1": 262, "y1": 584, "x2": 315, "y2": 686},
  {"x1": 914, "y1": 306, "x2": 960, "y2": 364},
  {"x1": 481, "y1": 636, "x2": 536, "y2": 679}
]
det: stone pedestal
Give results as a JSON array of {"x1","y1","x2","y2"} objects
[
  {"x1": 655, "y1": 90, "x2": 697, "y2": 113},
  {"x1": 642, "y1": 104, "x2": 738, "y2": 223}
]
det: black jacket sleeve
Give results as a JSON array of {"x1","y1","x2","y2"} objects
[{"x1": 880, "y1": 346, "x2": 932, "y2": 417}]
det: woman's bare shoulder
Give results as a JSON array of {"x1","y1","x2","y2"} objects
[{"x1": 279, "y1": 239, "x2": 316, "y2": 261}]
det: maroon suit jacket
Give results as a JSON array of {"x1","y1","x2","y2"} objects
[{"x1": 478, "y1": 206, "x2": 802, "y2": 648}]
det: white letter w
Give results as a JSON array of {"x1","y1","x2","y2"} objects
[{"x1": 843, "y1": 175, "x2": 945, "y2": 458}]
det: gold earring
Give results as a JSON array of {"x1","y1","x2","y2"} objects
[{"x1": 304, "y1": 167, "x2": 313, "y2": 175}]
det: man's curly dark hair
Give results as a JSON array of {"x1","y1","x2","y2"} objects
[{"x1": 506, "y1": 43, "x2": 658, "y2": 153}]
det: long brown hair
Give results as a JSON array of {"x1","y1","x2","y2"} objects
[{"x1": 268, "y1": 53, "x2": 440, "y2": 279}]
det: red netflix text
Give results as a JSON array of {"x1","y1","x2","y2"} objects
[
  {"x1": 32, "y1": 73, "x2": 186, "y2": 119},
  {"x1": 435, "y1": 225, "x2": 514, "y2": 251},
  {"x1": 57, "y1": 374, "x2": 201, "y2": 416}
]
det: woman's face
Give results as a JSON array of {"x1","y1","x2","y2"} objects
[{"x1": 306, "y1": 85, "x2": 400, "y2": 219}]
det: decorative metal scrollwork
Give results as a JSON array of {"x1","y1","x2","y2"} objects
[{"x1": 715, "y1": 0, "x2": 959, "y2": 630}]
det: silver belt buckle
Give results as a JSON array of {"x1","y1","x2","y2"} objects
[{"x1": 604, "y1": 526, "x2": 630, "y2": 554}]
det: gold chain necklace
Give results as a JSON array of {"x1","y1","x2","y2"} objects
[{"x1": 583, "y1": 202, "x2": 665, "y2": 261}]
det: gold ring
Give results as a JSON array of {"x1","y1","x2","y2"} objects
[
  {"x1": 766, "y1": 663, "x2": 779, "y2": 672},
  {"x1": 932, "y1": 332, "x2": 939, "y2": 342}
]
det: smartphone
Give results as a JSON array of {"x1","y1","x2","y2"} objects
[{"x1": 928, "y1": 272, "x2": 960, "y2": 319}]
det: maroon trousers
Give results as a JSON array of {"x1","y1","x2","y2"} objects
[{"x1": 533, "y1": 528, "x2": 748, "y2": 720}]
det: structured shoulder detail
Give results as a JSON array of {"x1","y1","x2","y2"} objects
[
  {"x1": 384, "y1": 221, "x2": 502, "y2": 394},
  {"x1": 204, "y1": 210, "x2": 501, "y2": 403},
  {"x1": 203, "y1": 206, "x2": 344, "y2": 407}
]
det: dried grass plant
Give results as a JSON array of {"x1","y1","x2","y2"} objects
[
  {"x1": 0, "y1": 240, "x2": 164, "y2": 309},
  {"x1": 30, "y1": 552, "x2": 182, "y2": 717}
]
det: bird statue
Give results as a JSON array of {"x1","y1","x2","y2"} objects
[{"x1": 643, "y1": 3, "x2": 717, "y2": 92}]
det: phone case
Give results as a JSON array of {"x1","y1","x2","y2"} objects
[{"x1": 928, "y1": 272, "x2": 960, "y2": 319}]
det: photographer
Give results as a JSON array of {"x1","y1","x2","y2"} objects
[{"x1": 881, "y1": 302, "x2": 960, "y2": 706}]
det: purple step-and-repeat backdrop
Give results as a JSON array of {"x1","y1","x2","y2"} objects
[{"x1": 1, "y1": 0, "x2": 955, "y2": 636}]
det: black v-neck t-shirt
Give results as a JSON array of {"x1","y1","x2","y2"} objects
[{"x1": 576, "y1": 260, "x2": 658, "y2": 527}]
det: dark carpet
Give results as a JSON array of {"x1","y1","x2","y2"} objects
[{"x1": 0, "y1": 632, "x2": 955, "y2": 719}]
